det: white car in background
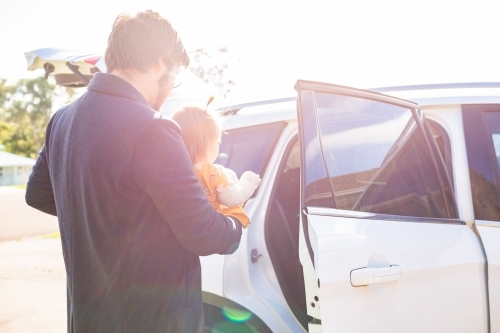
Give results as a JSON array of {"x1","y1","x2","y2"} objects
[{"x1": 26, "y1": 49, "x2": 500, "y2": 333}]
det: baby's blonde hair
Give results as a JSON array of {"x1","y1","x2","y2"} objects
[{"x1": 172, "y1": 106, "x2": 221, "y2": 164}]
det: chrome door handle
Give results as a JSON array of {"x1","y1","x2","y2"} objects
[{"x1": 350, "y1": 265, "x2": 401, "y2": 287}]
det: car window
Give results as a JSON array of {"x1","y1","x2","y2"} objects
[
  {"x1": 214, "y1": 122, "x2": 284, "y2": 179},
  {"x1": 284, "y1": 140, "x2": 300, "y2": 173},
  {"x1": 313, "y1": 92, "x2": 449, "y2": 218},
  {"x1": 427, "y1": 119, "x2": 453, "y2": 184},
  {"x1": 491, "y1": 133, "x2": 500, "y2": 169},
  {"x1": 488, "y1": 118, "x2": 500, "y2": 175},
  {"x1": 423, "y1": 119, "x2": 457, "y2": 217},
  {"x1": 463, "y1": 106, "x2": 500, "y2": 222}
]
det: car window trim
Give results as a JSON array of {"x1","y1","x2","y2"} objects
[
  {"x1": 413, "y1": 108, "x2": 455, "y2": 218},
  {"x1": 424, "y1": 118, "x2": 458, "y2": 215},
  {"x1": 295, "y1": 80, "x2": 418, "y2": 109},
  {"x1": 479, "y1": 108, "x2": 500, "y2": 200},
  {"x1": 426, "y1": 118, "x2": 454, "y2": 187},
  {"x1": 310, "y1": 91, "x2": 454, "y2": 219},
  {"x1": 311, "y1": 91, "x2": 338, "y2": 208},
  {"x1": 476, "y1": 220, "x2": 500, "y2": 228},
  {"x1": 463, "y1": 105, "x2": 500, "y2": 220},
  {"x1": 296, "y1": 84, "x2": 455, "y2": 268},
  {"x1": 305, "y1": 206, "x2": 466, "y2": 225}
]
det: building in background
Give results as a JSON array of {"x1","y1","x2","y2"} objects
[{"x1": 0, "y1": 150, "x2": 35, "y2": 186}]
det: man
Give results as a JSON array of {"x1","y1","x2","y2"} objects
[{"x1": 25, "y1": 10, "x2": 242, "y2": 333}]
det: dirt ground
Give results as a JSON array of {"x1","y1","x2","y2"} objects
[
  {"x1": 0, "y1": 186, "x2": 59, "y2": 242},
  {"x1": 0, "y1": 235, "x2": 66, "y2": 332},
  {"x1": 0, "y1": 186, "x2": 65, "y2": 333}
]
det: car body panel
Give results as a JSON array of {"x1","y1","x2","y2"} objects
[
  {"x1": 200, "y1": 254, "x2": 225, "y2": 297},
  {"x1": 214, "y1": 85, "x2": 500, "y2": 332},
  {"x1": 477, "y1": 223, "x2": 500, "y2": 333},
  {"x1": 214, "y1": 100, "x2": 296, "y2": 130},
  {"x1": 425, "y1": 104, "x2": 500, "y2": 333},
  {"x1": 422, "y1": 105, "x2": 476, "y2": 224},
  {"x1": 295, "y1": 81, "x2": 489, "y2": 332},
  {"x1": 223, "y1": 122, "x2": 306, "y2": 333},
  {"x1": 306, "y1": 211, "x2": 488, "y2": 332}
]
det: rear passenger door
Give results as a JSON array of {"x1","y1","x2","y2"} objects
[
  {"x1": 295, "y1": 81, "x2": 488, "y2": 333},
  {"x1": 463, "y1": 105, "x2": 500, "y2": 333}
]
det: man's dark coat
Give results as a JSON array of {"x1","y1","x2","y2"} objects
[{"x1": 25, "y1": 73, "x2": 242, "y2": 333}]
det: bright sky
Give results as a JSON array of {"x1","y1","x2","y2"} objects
[{"x1": 0, "y1": 0, "x2": 499, "y2": 102}]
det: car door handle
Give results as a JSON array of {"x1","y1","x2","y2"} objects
[{"x1": 350, "y1": 265, "x2": 401, "y2": 287}]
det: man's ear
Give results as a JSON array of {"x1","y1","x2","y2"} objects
[{"x1": 153, "y1": 58, "x2": 168, "y2": 73}]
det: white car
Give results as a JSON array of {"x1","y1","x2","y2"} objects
[{"x1": 26, "y1": 49, "x2": 500, "y2": 333}]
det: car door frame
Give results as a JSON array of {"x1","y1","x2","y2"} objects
[
  {"x1": 296, "y1": 80, "x2": 458, "y2": 262},
  {"x1": 463, "y1": 104, "x2": 500, "y2": 333},
  {"x1": 295, "y1": 80, "x2": 488, "y2": 333}
]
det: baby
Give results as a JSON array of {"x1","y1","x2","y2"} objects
[{"x1": 172, "y1": 106, "x2": 261, "y2": 228}]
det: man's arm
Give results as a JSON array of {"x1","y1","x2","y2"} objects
[
  {"x1": 26, "y1": 113, "x2": 57, "y2": 216},
  {"x1": 25, "y1": 145, "x2": 57, "y2": 216},
  {"x1": 133, "y1": 116, "x2": 242, "y2": 256}
]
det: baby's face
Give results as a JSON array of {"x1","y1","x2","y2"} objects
[{"x1": 208, "y1": 132, "x2": 221, "y2": 164}]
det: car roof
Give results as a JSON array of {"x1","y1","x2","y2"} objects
[
  {"x1": 372, "y1": 82, "x2": 500, "y2": 106},
  {"x1": 218, "y1": 82, "x2": 500, "y2": 130}
]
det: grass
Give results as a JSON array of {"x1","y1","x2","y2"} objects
[
  {"x1": 43, "y1": 232, "x2": 61, "y2": 239},
  {"x1": 6, "y1": 184, "x2": 26, "y2": 189}
]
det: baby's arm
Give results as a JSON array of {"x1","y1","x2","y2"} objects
[{"x1": 216, "y1": 168, "x2": 261, "y2": 207}]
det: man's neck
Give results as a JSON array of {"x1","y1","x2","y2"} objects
[{"x1": 109, "y1": 69, "x2": 157, "y2": 107}]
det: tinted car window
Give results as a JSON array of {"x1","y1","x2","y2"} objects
[
  {"x1": 463, "y1": 106, "x2": 500, "y2": 222},
  {"x1": 427, "y1": 120, "x2": 453, "y2": 184},
  {"x1": 314, "y1": 93, "x2": 448, "y2": 218},
  {"x1": 214, "y1": 122, "x2": 284, "y2": 178},
  {"x1": 424, "y1": 119, "x2": 457, "y2": 217},
  {"x1": 491, "y1": 133, "x2": 500, "y2": 170},
  {"x1": 487, "y1": 115, "x2": 500, "y2": 175}
]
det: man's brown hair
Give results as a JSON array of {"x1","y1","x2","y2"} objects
[{"x1": 105, "y1": 10, "x2": 189, "y2": 73}]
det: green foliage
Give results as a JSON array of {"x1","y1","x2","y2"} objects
[
  {"x1": 0, "y1": 78, "x2": 15, "y2": 150},
  {"x1": 0, "y1": 76, "x2": 77, "y2": 158},
  {"x1": 0, "y1": 121, "x2": 14, "y2": 146},
  {"x1": 0, "y1": 78, "x2": 13, "y2": 112}
]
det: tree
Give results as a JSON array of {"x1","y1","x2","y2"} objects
[
  {"x1": 189, "y1": 47, "x2": 237, "y2": 99},
  {"x1": 0, "y1": 78, "x2": 15, "y2": 151},
  {"x1": 0, "y1": 121, "x2": 14, "y2": 149},
  {"x1": 0, "y1": 77, "x2": 77, "y2": 158},
  {"x1": 0, "y1": 78, "x2": 14, "y2": 118}
]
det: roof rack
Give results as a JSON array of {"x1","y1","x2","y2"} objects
[
  {"x1": 215, "y1": 82, "x2": 500, "y2": 115},
  {"x1": 216, "y1": 97, "x2": 296, "y2": 116},
  {"x1": 371, "y1": 82, "x2": 500, "y2": 93}
]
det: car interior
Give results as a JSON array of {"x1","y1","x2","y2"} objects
[{"x1": 264, "y1": 137, "x2": 311, "y2": 329}]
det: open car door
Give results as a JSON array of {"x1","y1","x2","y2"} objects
[{"x1": 295, "y1": 80, "x2": 488, "y2": 333}]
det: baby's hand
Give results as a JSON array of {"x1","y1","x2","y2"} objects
[
  {"x1": 241, "y1": 171, "x2": 261, "y2": 189},
  {"x1": 217, "y1": 170, "x2": 261, "y2": 207}
]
